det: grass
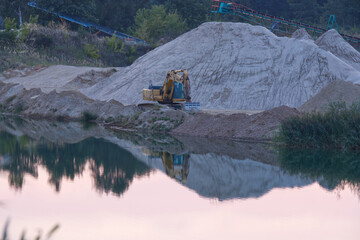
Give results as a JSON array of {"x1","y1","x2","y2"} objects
[
  {"x1": 278, "y1": 101, "x2": 360, "y2": 150},
  {"x1": 2, "y1": 220, "x2": 60, "y2": 240}
]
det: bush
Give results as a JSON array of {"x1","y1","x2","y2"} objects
[
  {"x1": 34, "y1": 33, "x2": 53, "y2": 47},
  {"x1": 19, "y1": 24, "x2": 30, "y2": 42},
  {"x1": 84, "y1": 43, "x2": 100, "y2": 59},
  {"x1": 278, "y1": 101, "x2": 360, "y2": 150},
  {"x1": 106, "y1": 32, "x2": 124, "y2": 53},
  {"x1": 4, "y1": 17, "x2": 16, "y2": 31},
  {"x1": 0, "y1": 30, "x2": 17, "y2": 43},
  {"x1": 29, "y1": 15, "x2": 39, "y2": 24},
  {"x1": 81, "y1": 110, "x2": 98, "y2": 122}
]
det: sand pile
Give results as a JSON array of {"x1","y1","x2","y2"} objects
[
  {"x1": 291, "y1": 28, "x2": 313, "y2": 41},
  {"x1": 0, "y1": 82, "x2": 139, "y2": 119},
  {"x1": 171, "y1": 106, "x2": 299, "y2": 140},
  {"x1": 3, "y1": 65, "x2": 118, "y2": 93},
  {"x1": 299, "y1": 79, "x2": 360, "y2": 112},
  {"x1": 315, "y1": 29, "x2": 360, "y2": 72},
  {"x1": 82, "y1": 22, "x2": 360, "y2": 110}
]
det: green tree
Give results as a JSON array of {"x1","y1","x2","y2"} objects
[
  {"x1": 133, "y1": 5, "x2": 187, "y2": 44},
  {"x1": 37, "y1": 0, "x2": 98, "y2": 22}
]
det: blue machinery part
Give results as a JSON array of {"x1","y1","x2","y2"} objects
[
  {"x1": 27, "y1": 1, "x2": 149, "y2": 45},
  {"x1": 211, "y1": 0, "x2": 360, "y2": 48}
]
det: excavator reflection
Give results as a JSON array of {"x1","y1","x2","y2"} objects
[{"x1": 143, "y1": 149, "x2": 190, "y2": 183}]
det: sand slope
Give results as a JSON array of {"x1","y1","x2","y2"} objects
[{"x1": 82, "y1": 22, "x2": 360, "y2": 110}]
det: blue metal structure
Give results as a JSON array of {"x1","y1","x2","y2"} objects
[
  {"x1": 327, "y1": 15, "x2": 340, "y2": 32},
  {"x1": 211, "y1": 0, "x2": 360, "y2": 48},
  {"x1": 27, "y1": 1, "x2": 149, "y2": 45}
]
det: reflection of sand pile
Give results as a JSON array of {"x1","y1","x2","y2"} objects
[
  {"x1": 185, "y1": 154, "x2": 314, "y2": 200},
  {"x1": 299, "y1": 79, "x2": 360, "y2": 112},
  {"x1": 291, "y1": 28, "x2": 313, "y2": 41},
  {"x1": 82, "y1": 22, "x2": 360, "y2": 110},
  {"x1": 315, "y1": 29, "x2": 360, "y2": 71}
]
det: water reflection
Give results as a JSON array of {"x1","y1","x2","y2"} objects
[
  {"x1": 278, "y1": 148, "x2": 360, "y2": 196},
  {"x1": 0, "y1": 131, "x2": 151, "y2": 196},
  {"x1": 0, "y1": 117, "x2": 360, "y2": 200}
]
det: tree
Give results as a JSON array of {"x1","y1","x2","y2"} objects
[
  {"x1": 133, "y1": 5, "x2": 187, "y2": 44},
  {"x1": 287, "y1": 0, "x2": 320, "y2": 24},
  {"x1": 37, "y1": 0, "x2": 98, "y2": 22}
]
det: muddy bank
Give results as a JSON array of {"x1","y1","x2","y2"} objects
[{"x1": 171, "y1": 106, "x2": 299, "y2": 141}]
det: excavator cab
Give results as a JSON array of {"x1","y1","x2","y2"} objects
[
  {"x1": 162, "y1": 152, "x2": 190, "y2": 183},
  {"x1": 143, "y1": 69, "x2": 191, "y2": 104}
]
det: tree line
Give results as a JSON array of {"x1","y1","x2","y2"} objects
[{"x1": 1, "y1": 0, "x2": 359, "y2": 44}]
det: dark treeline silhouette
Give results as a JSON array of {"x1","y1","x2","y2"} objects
[
  {"x1": 0, "y1": 131, "x2": 151, "y2": 196},
  {"x1": 0, "y1": 0, "x2": 358, "y2": 41}
]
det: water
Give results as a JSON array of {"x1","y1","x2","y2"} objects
[{"x1": 0, "y1": 118, "x2": 359, "y2": 240}]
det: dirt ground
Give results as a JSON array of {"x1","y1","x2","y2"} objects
[{"x1": 171, "y1": 106, "x2": 299, "y2": 141}]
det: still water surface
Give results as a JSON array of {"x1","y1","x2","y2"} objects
[{"x1": 0, "y1": 118, "x2": 359, "y2": 239}]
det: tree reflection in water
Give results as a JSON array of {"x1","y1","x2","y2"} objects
[
  {"x1": 0, "y1": 131, "x2": 151, "y2": 196},
  {"x1": 278, "y1": 148, "x2": 360, "y2": 196}
]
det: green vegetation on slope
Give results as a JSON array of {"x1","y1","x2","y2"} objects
[
  {"x1": 0, "y1": 20, "x2": 149, "y2": 72},
  {"x1": 278, "y1": 102, "x2": 360, "y2": 150},
  {"x1": 1, "y1": 0, "x2": 359, "y2": 45}
]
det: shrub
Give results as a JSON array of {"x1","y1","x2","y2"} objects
[
  {"x1": 106, "y1": 32, "x2": 124, "y2": 53},
  {"x1": 34, "y1": 33, "x2": 53, "y2": 47},
  {"x1": 19, "y1": 24, "x2": 30, "y2": 42},
  {"x1": 81, "y1": 110, "x2": 98, "y2": 122},
  {"x1": 278, "y1": 101, "x2": 360, "y2": 150},
  {"x1": 4, "y1": 17, "x2": 16, "y2": 31},
  {"x1": 0, "y1": 30, "x2": 17, "y2": 43},
  {"x1": 84, "y1": 43, "x2": 100, "y2": 59},
  {"x1": 29, "y1": 15, "x2": 39, "y2": 24}
]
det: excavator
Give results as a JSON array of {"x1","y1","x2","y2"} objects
[
  {"x1": 142, "y1": 148, "x2": 190, "y2": 183},
  {"x1": 162, "y1": 152, "x2": 190, "y2": 183},
  {"x1": 142, "y1": 69, "x2": 192, "y2": 104}
]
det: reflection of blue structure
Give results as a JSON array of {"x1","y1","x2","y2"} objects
[{"x1": 27, "y1": 1, "x2": 149, "y2": 45}]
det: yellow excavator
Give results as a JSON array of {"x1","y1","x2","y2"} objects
[{"x1": 142, "y1": 69, "x2": 191, "y2": 104}]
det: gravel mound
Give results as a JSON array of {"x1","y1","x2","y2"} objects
[
  {"x1": 291, "y1": 28, "x2": 313, "y2": 41},
  {"x1": 0, "y1": 82, "x2": 139, "y2": 119},
  {"x1": 315, "y1": 29, "x2": 360, "y2": 71},
  {"x1": 172, "y1": 106, "x2": 299, "y2": 140},
  {"x1": 3, "y1": 65, "x2": 118, "y2": 93},
  {"x1": 82, "y1": 22, "x2": 360, "y2": 110},
  {"x1": 299, "y1": 79, "x2": 360, "y2": 112}
]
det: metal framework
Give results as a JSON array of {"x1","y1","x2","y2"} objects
[
  {"x1": 27, "y1": 1, "x2": 149, "y2": 45},
  {"x1": 211, "y1": 0, "x2": 360, "y2": 48}
]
